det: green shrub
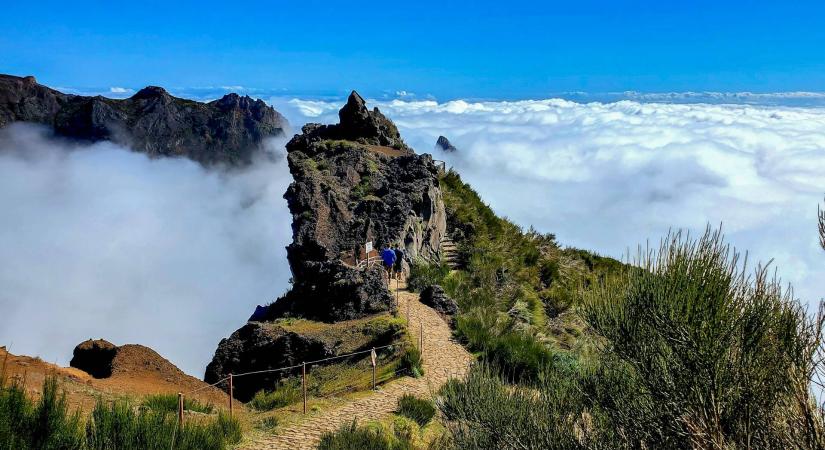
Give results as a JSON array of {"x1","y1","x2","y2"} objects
[
  {"x1": 249, "y1": 378, "x2": 303, "y2": 411},
  {"x1": 398, "y1": 345, "x2": 423, "y2": 378},
  {"x1": 437, "y1": 364, "x2": 598, "y2": 450},
  {"x1": 87, "y1": 401, "x2": 241, "y2": 450},
  {"x1": 142, "y1": 393, "x2": 213, "y2": 414},
  {"x1": 395, "y1": 395, "x2": 435, "y2": 427},
  {"x1": 407, "y1": 260, "x2": 450, "y2": 293},
  {"x1": 255, "y1": 416, "x2": 278, "y2": 432},
  {"x1": 580, "y1": 228, "x2": 825, "y2": 448},
  {"x1": 318, "y1": 420, "x2": 413, "y2": 450},
  {"x1": 0, "y1": 376, "x2": 85, "y2": 450},
  {"x1": 0, "y1": 376, "x2": 241, "y2": 450}
]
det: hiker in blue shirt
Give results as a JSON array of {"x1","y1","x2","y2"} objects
[{"x1": 380, "y1": 247, "x2": 396, "y2": 282}]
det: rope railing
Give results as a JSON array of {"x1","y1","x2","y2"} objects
[{"x1": 176, "y1": 339, "x2": 416, "y2": 422}]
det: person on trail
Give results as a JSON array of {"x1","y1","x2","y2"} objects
[
  {"x1": 393, "y1": 247, "x2": 405, "y2": 281},
  {"x1": 380, "y1": 247, "x2": 396, "y2": 281}
]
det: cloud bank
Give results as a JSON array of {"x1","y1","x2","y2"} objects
[
  {"x1": 2, "y1": 93, "x2": 823, "y2": 378},
  {"x1": 286, "y1": 96, "x2": 825, "y2": 305},
  {"x1": 0, "y1": 124, "x2": 293, "y2": 376}
]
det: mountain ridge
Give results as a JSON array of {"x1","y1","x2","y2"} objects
[{"x1": 0, "y1": 74, "x2": 288, "y2": 165}]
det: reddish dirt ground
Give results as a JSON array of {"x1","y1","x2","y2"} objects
[{"x1": 0, "y1": 344, "x2": 229, "y2": 414}]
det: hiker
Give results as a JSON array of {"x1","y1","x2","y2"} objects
[
  {"x1": 393, "y1": 246, "x2": 405, "y2": 281},
  {"x1": 380, "y1": 247, "x2": 396, "y2": 282}
]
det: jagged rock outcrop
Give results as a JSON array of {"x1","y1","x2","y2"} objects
[
  {"x1": 206, "y1": 91, "x2": 447, "y2": 393},
  {"x1": 420, "y1": 285, "x2": 458, "y2": 317},
  {"x1": 435, "y1": 135, "x2": 457, "y2": 152},
  {"x1": 70, "y1": 339, "x2": 118, "y2": 378},
  {"x1": 0, "y1": 74, "x2": 288, "y2": 165},
  {"x1": 264, "y1": 91, "x2": 446, "y2": 321},
  {"x1": 205, "y1": 315, "x2": 403, "y2": 401}
]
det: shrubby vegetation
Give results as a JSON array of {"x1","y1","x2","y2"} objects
[
  {"x1": 143, "y1": 393, "x2": 213, "y2": 414},
  {"x1": 318, "y1": 417, "x2": 422, "y2": 450},
  {"x1": 409, "y1": 170, "x2": 622, "y2": 382},
  {"x1": 87, "y1": 401, "x2": 240, "y2": 450},
  {"x1": 436, "y1": 228, "x2": 825, "y2": 449},
  {"x1": 395, "y1": 395, "x2": 435, "y2": 427},
  {"x1": 0, "y1": 375, "x2": 241, "y2": 450},
  {"x1": 0, "y1": 377, "x2": 84, "y2": 450}
]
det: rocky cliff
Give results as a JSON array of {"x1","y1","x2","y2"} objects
[
  {"x1": 205, "y1": 92, "x2": 447, "y2": 397},
  {"x1": 0, "y1": 74, "x2": 287, "y2": 165},
  {"x1": 269, "y1": 92, "x2": 446, "y2": 321}
]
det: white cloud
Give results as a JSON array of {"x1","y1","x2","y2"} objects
[
  {"x1": 285, "y1": 96, "x2": 825, "y2": 306},
  {"x1": 0, "y1": 124, "x2": 293, "y2": 376},
  {"x1": 4, "y1": 92, "x2": 824, "y2": 377},
  {"x1": 220, "y1": 85, "x2": 246, "y2": 91},
  {"x1": 109, "y1": 87, "x2": 133, "y2": 94}
]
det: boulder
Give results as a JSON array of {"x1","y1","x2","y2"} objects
[
  {"x1": 420, "y1": 285, "x2": 458, "y2": 316},
  {"x1": 70, "y1": 339, "x2": 118, "y2": 378}
]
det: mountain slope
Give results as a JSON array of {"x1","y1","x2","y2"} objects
[{"x1": 0, "y1": 74, "x2": 288, "y2": 165}]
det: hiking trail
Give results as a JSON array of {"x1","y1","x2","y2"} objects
[{"x1": 240, "y1": 281, "x2": 472, "y2": 450}]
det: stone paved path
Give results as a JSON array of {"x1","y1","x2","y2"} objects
[{"x1": 240, "y1": 282, "x2": 472, "y2": 450}]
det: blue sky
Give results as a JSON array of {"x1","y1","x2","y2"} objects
[{"x1": 2, "y1": 0, "x2": 825, "y2": 99}]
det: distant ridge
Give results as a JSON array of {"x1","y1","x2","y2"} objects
[{"x1": 0, "y1": 74, "x2": 289, "y2": 165}]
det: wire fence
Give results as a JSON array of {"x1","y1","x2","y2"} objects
[{"x1": 176, "y1": 299, "x2": 424, "y2": 424}]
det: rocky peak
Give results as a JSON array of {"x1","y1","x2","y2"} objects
[
  {"x1": 206, "y1": 92, "x2": 447, "y2": 394},
  {"x1": 0, "y1": 74, "x2": 288, "y2": 166},
  {"x1": 131, "y1": 85, "x2": 171, "y2": 100},
  {"x1": 436, "y1": 135, "x2": 458, "y2": 152},
  {"x1": 311, "y1": 90, "x2": 410, "y2": 150}
]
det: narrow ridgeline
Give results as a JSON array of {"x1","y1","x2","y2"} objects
[{"x1": 205, "y1": 92, "x2": 447, "y2": 400}]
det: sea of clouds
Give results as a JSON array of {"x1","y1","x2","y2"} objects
[
  {"x1": 0, "y1": 93, "x2": 823, "y2": 377},
  {"x1": 0, "y1": 124, "x2": 293, "y2": 376},
  {"x1": 279, "y1": 95, "x2": 825, "y2": 308}
]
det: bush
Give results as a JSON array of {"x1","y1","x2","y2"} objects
[
  {"x1": 0, "y1": 376, "x2": 85, "y2": 450},
  {"x1": 396, "y1": 394, "x2": 435, "y2": 427},
  {"x1": 249, "y1": 378, "x2": 302, "y2": 411},
  {"x1": 0, "y1": 373, "x2": 240, "y2": 450},
  {"x1": 580, "y1": 228, "x2": 825, "y2": 448},
  {"x1": 398, "y1": 345, "x2": 423, "y2": 378},
  {"x1": 87, "y1": 401, "x2": 241, "y2": 450},
  {"x1": 318, "y1": 420, "x2": 414, "y2": 450},
  {"x1": 142, "y1": 393, "x2": 213, "y2": 414},
  {"x1": 407, "y1": 260, "x2": 451, "y2": 293},
  {"x1": 437, "y1": 364, "x2": 597, "y2": 450}
]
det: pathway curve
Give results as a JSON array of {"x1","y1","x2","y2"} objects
[{"x1": 241, "y1": 282, "x2": 472, "y2": 450}]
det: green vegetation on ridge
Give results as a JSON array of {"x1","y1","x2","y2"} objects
[{"x1": 0, "y1": 375, "x2": 241, "y2": 450}]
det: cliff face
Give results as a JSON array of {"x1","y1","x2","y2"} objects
[
  {"x1": 205, "y1": 92, "x2": 446, "y2": 394},
  {"x1": 266, "y1": 91, "x2": 447, "y2": 321},
  {"x1": 0, "y1": 74, "x2": 287, "y2": 165}
]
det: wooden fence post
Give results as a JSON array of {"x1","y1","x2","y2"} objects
[
  {"x1": 419, "y1": 321, "x2": 424, "y2": 358},
  {"x1": 371, "y1": 347, "x2": 377, "y2": 391},
  {"x1": 177, "y1": 392, "x2": 184, "y2": 425},
  {"x1": 302, "y1": 362, "x2": 307, "y2": 414},
  {"x1": 228, "y1": 373, "x2": 234, "y2": 417}
]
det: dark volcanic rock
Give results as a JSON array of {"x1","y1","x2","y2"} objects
[
  {"x1": 205, "y1": 323, "x2": 332, "y2": 401},
  {"x1": 206, "y1": 91, "x2": 447, "y2": 392},
  {"x1": 420, "y1": 285, "x2": 458, "y2": 316},
  {"x1": 435, "y1": 135, "x2": 457, "y2": 152},
  {"x1": 0, "y1": 74, "x2": 288, "y2": 165},
  {"x1": 263, "y1": 91, "x2": 447, "y2": 322},
  {"x1": 70, "y1": 339, "x2": 118, "y2": 378}
]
